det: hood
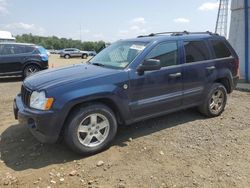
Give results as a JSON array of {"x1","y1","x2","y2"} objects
[{"x1": 24, "y1": 63, "x2": 117, "y2": 90}]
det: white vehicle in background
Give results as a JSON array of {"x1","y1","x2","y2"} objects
[
  {"x1": 46, "y1": 50, "x2": 51, "y2": 56},
  {"x1": 0, "y1": 31, "x2": 16, "y2": 42}
]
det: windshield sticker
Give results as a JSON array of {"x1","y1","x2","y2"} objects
[{"x1": 130, "y1": 45, "x2": 145, "y2": 51}]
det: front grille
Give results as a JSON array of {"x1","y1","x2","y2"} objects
[{"x1": 21, "y1": 85, "x2": 32, "y2": 106}]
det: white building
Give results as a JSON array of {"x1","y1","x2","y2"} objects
[
  {"x1": 229, "y1": 0, "x2": 250, "y2": 82},
  {"x1": 0, "y1": 31, "x2": 16, "y2": 42}
]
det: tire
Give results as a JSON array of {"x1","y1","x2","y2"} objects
[
  {"x1": 64, "y1": 54, "x2": 70, "y2": 59},
  {"x1": 198, "y1": 83, "x2": 227, "y2": 117},
  {"x1": 64, "y1": 104, "x2": 117, "y2": 155},
  {"x1": 82, "y1": 54, "x2": 88, "y2": 59},
  {"x1": 23, "y1": 64, "x2": 41, "y2": 78}
]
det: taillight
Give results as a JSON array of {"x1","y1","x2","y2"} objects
[
  {"x1": 40, "y1": 54, "x2": 48, "y2": 61},
  {"x1": 235, "y1": 59, "x2": 240, "y2": 76}
]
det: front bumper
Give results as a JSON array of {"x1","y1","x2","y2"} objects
[{"x1": 13, "y1": 94, "x2": 60, "y2": 143}]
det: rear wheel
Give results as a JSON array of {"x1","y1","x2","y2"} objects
[
  {"x1": 198, "y1": 83, "x2": 227, "y2": 117},
  {"x1": 23, "y1": 64, "x2": 40, "y2": 78},
  {"x1": 64, "y1": 54, "x2": 70, "y2": 59},
  {"x1": 82, "y1": 54, "x2": 88, "y2": 59},
  {"x1": 64, "y1": 104, "x2": 117, "y2": 155}
]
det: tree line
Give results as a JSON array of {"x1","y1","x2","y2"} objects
[{"x1": 15, "y1": 34, "x2": 107, "y2": 52}]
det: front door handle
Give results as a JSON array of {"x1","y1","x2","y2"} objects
[
  {"x1": 169, "y1": 72, "x2": 182, "y2": 78},
  {"x1": 206, "y1": 66, "x2": 215, "y2": 71}
]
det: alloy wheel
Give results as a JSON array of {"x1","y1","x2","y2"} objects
[
  {"x1": 77, "y1": 113, "x2": 110, "y2": 147},
  {"x1": 209, "y1": 89, "x2": 225, "y2": 114}
]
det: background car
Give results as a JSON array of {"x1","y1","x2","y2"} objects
[
  {"x1": 87, "y1": 50, "x2": 97, "y2": 56},
  {"x1": 47, "y1": 49, "x2": 56, "y2": 54},
  {"x1": 0, "y1": 42, "x2": 49, "y2": 78},
  {"x1": 60, "y1": 48, "x2": 89, "y2": 59}
]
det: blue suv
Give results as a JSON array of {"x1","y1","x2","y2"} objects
[
  {"x1": 0, "y1": 43, "x2": 48, "y2": 78},
  {"x1": 13, "y1": 31, "x2": 239, "y2": 155}
]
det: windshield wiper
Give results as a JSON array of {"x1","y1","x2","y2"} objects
[{"x1": 91, "y1": 62, "x2": 105, "y2": 67}]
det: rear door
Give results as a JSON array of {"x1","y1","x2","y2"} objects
[
  {"x1": 72, "y1": 49, "x2": 80, "y2": 57},
  {"x1": 182, "y1": 40, "x2": 215, "y2": 106},
  {"x1": 129, "y1": 41, "x2": 183, "y2": 119}
]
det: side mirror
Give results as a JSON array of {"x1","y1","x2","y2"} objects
[{"x1": 137, "y1": 59, "x2": 161, "y2": 74}]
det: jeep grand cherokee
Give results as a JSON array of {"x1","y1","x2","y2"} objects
[{"x1": 14, "y1": 31, "x2": 239, "y2": 155}]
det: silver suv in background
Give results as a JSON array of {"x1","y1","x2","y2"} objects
[{"x1": 60, "y1": 48, "x2": 89, "y2": 59}]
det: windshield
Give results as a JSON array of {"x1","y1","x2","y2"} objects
[{"x1": 89, "y1": 41, "x2": 148, "y2": 69}]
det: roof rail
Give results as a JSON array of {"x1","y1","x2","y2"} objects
[{"x1": 137, "y1": 31, "x2": 218, "y2": 38}]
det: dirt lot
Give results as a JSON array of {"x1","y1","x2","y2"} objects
[{"x1": 1, "y1": 55, "x2": 250, "y2": 188}]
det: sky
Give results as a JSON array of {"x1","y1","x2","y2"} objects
[{"x1": 0, "y1": 0, "x2": 224, "y2": 42}]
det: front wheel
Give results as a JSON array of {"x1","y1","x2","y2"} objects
[
  {"x1": 64, "y1": 104, "x2": 117, "y2": 155},
  {"x1": 198, "y1": 83, "x2": 227, "y2": 117}
]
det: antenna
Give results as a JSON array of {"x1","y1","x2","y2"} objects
[
  {"x1": 215, "y1": 0, "x2": 229, "y2": 37},
  {"x1": 80, "y1": 25, "x2": 82, "y2": 41}
]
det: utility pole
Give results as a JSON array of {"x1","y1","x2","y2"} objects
[
  {"x1": 215, "y1": 0, "x2": 229, "y2": 37},
  {"x1": 80, "y1": 25, "x2": 82, "y2": 41}
]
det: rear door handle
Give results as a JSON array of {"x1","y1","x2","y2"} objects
[
  {"x1": 169, "y1": 72, "x2": 182, "y2": 78},
  {"x1": 206, "y1": 66, "x2": 215, "y2": 71}
]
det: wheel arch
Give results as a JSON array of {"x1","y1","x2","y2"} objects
[
  {"x1": 22, "y1": 61, "x2": 42, "y2": 73},
  {"x1": 214, "y1": 77, "x2": 231, "y2": 93},
  {"x1": 64, "y1": 54, "x2": 71, "y2": 58},
  {"x1": 214, "y1": 69, "x2": 234, "y2": 93},
  {"x1": 58, "y1": 97, "x2": 125, "y2": 141}
]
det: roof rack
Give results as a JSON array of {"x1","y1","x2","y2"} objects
[{"x1": 137, "y1": 31, "x2": 218, "y2": 38}]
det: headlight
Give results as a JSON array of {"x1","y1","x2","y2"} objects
[{"x1": 30, "y1": 91, "x2": 54, "y2": 110}]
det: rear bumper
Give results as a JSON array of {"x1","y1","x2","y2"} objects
[
  {"x1": 13, "y1": 94, "x2": 61, "y2": 143},
  {"x1": 232, "y1": 76, "x2": 239, "y2": 90},
  {"x1": 41, "y1": 61, "x2": 49, "y2": 70}
]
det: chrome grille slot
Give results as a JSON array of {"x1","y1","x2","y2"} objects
[{"x1": 21, "y1": 85, "x2": 32, "y2": 106}]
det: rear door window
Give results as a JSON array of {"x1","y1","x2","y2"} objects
[
  {"x1": 0, "y1": 44, "x2": 4, "y2": 55},
  {"x1": 13, "y1": 45, "x2": 26, "y2": 54},
  {"x1": 184, "y1": 41, "x2": 210, "y2": 63},
  {"x1": 210, "y1": 40, "x2": 232, "y2": 58}
]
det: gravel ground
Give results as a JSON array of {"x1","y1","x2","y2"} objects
[{"x1": 1, "y1": 55, "x2": 250, "y2": 188}]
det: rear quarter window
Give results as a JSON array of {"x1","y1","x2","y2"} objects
[
  {"x1": 25, "y1": 46, "x2": 35, "y2": 53},
  {"x1": 210, "y1": 40, "x2": 232, "y2": 58},
  {"x1": 36, "y1": 46, "x2": 47, "y2": 55}
]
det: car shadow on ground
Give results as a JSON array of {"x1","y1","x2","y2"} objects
[
  {"x1": 0, "y1": 108, "x2": 205, "y2": 171},
  {"x1": 0, "y1": 76, "x2": 23, "y2": 83}
]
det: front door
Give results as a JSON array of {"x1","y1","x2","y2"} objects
[{"x1": 129, "y1": 41, "x2": 183, "y2": 119}]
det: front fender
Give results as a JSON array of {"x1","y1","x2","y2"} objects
[{"x1": 52, "y1": 84, "x2": 131, "y2": 128}]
